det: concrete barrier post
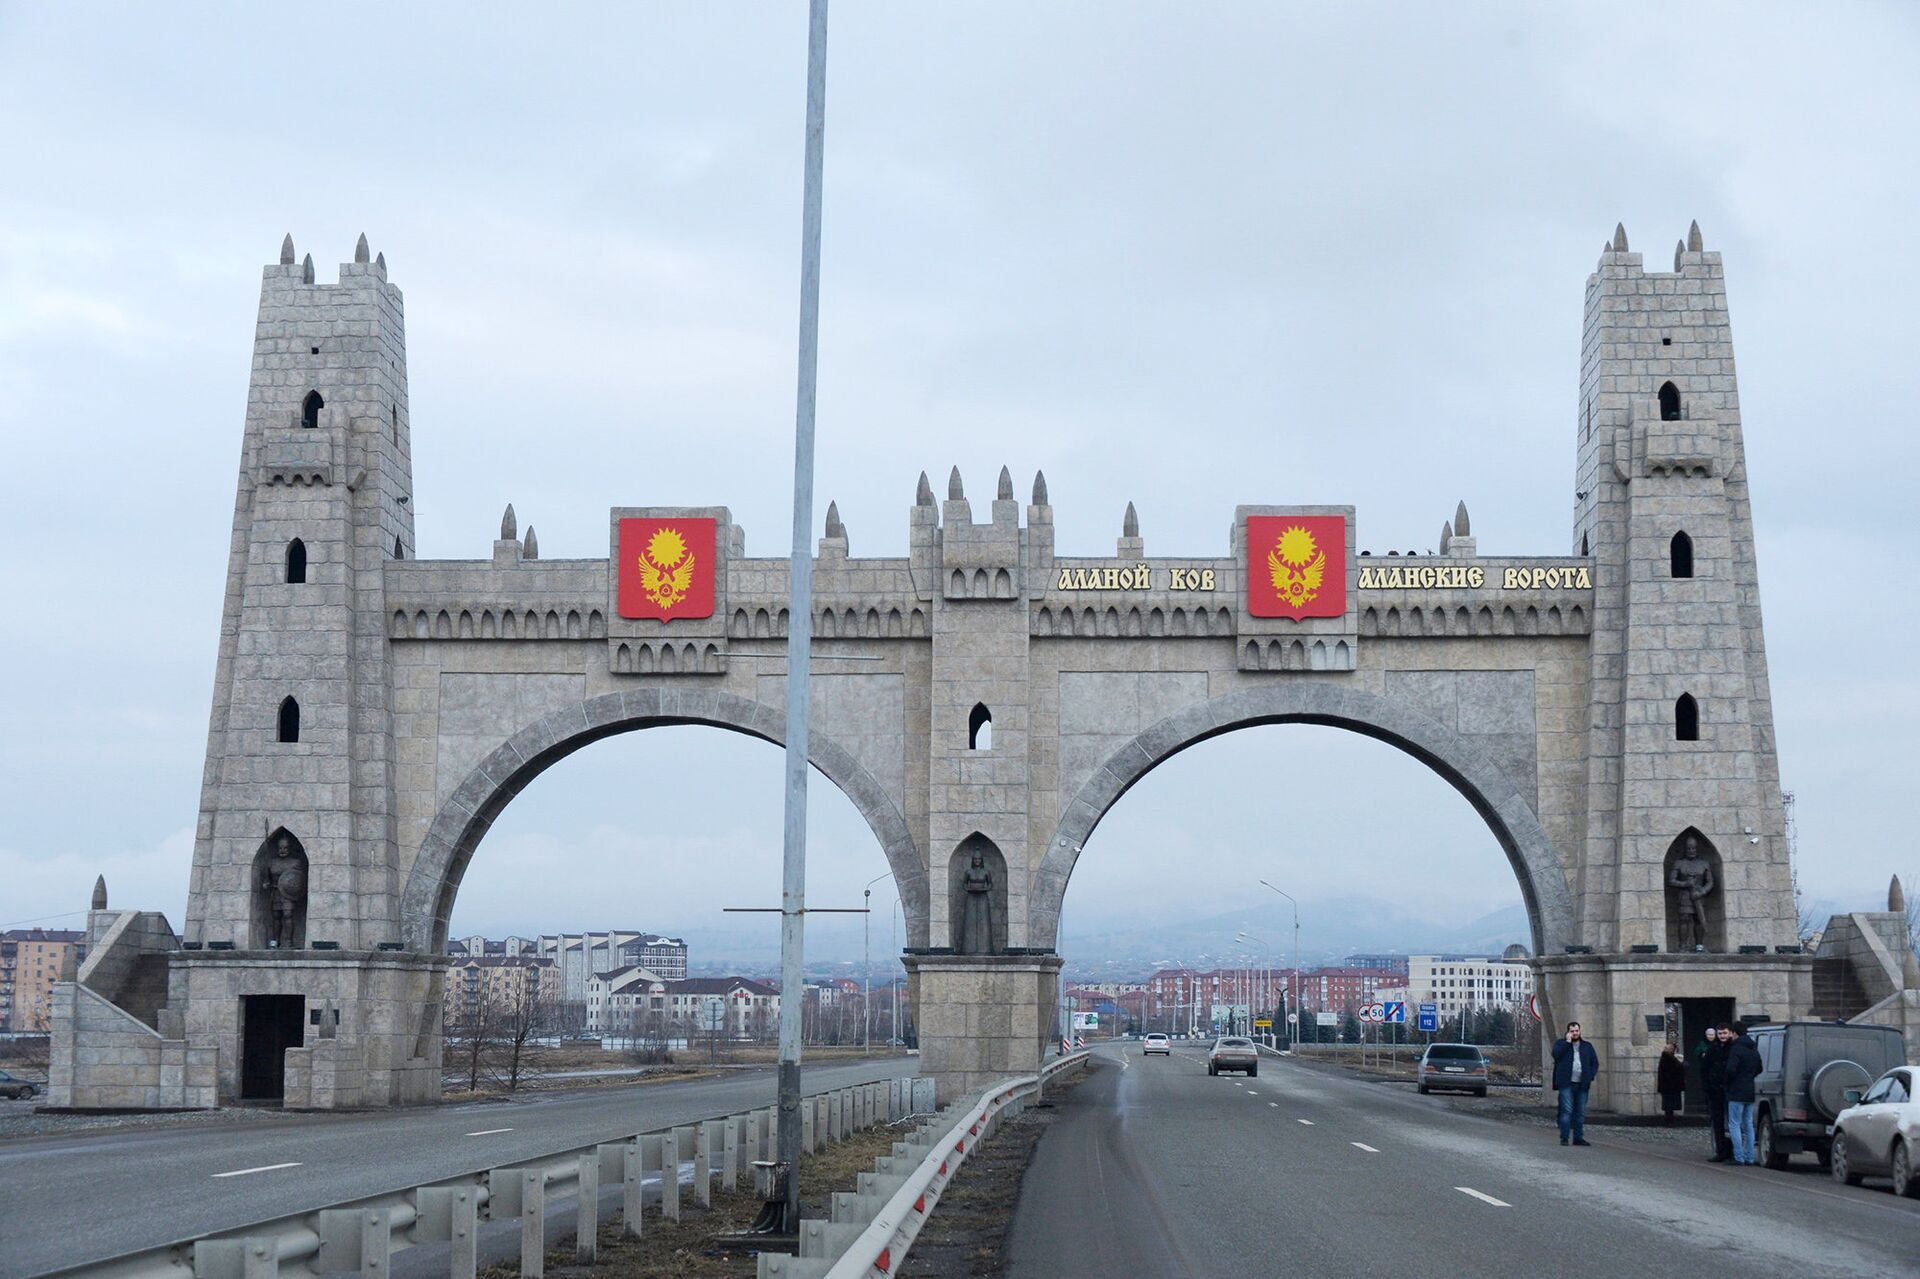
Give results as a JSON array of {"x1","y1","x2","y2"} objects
[
  {"x1": 519, "y1": 1170, "x2": 545, "y2": 1278},
  {"x1": 622, "y1": 1140, "x2": 643, "y2": 1238},
  {"x1": 450, "y1": 1187, "x2": 479, "y2": 1279},
  {"x1": 695, "y1": 1122, "x2": 713, "y2": 1208},
  {"x1": 660, "y1": 1133, "x2": 682, "y2": 1222},
  {"x1": 723, "y1": 1116, "x2": 741, "y2": 1190},
  {"x1": 243, "y1": 1238, "x2": 278, "y2": 1279},
  {"x1": 576, "y1": 1152, "x2": 599, "y2": 1263},
  {"x1": 745, "y1": 1109, "x2": 762, "y2": 1167}
]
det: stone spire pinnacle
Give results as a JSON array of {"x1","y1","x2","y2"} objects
[
  {"x1": 1611, "y1": 223, "x2": 1629, "y2": 252},
  {"x1": 301, "y1": 253, "x2": 315, "y2": 284},
  {"x1": 1032, "y1": 470, "x2": 1049, "y2": 506},
  {"x1": 1891, "y1": 874, "x2": 1906, "y2": 914},
  {"x1": 1687, "y1": 219, "x2": 1703, "y2": 252},
  {"x1": 1675, "y1": 240, "x2": 1686, "y2": 272},
  {"x1": 1123, "y1": 502, "x2": 1139, "y2": 538},
  {"x1": 948, "y1": 467, "x2": 964, "y2": 501},
  {"x1": 916, "y1": 471, "x2": 933, "y2": 506},
  {"x1": 522, "y1": 526, "x2": 539, "y2": 559},
  {"x1": 91, "y1": 875, "x2": 108, "y2": 911},
  {"x1": 825, "y1": 500, "x2": 844, "y2": 539},
  {"x1": 500, "y1": 504, "x2": 517, "y2": 541},
  {"x1": 1454, "y1": 500, "x2": 1471, "y2": 537},
  {"x1": 1440, "y1": 521, "x2": 1453, "y2": 555},
  {"x1": 354, "y1": 232, "x2": 370, "y2": 264},
  {"x1": 375, "y1": 250, "x2": 387, "y2": 272},
  {"x1": 997, "y1": 466, "x2": 1013, "y2": 501},
  {"x1": 279, "y1": 233, "x2": 295, "y2": 265}
]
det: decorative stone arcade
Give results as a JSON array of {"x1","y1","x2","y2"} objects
[{"x1": 53, "y1": 224, "x2": 1856, "y2": 1113}]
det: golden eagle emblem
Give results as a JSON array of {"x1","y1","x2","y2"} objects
[
  {"x1": 1267, "y1": 524, "x2": 1325, "y2": 610},
  {"x1": 638, "y1": 526, "x2": 697, "y2": 611}
]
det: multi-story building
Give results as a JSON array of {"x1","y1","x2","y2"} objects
[
  {"x1": 449, "y1": 934, "x2": 531, "y2": 958},
  {"x1": 535, "y1": 931, "x2": 689, "y2": 1002},
  {"x1": 442, "y1": 955, "x2": 561, "y2": 1026},
  {"x1": 584, "y1": 965, "x2": 665, "y2": 1035},
  {"x1": 586, "y1": 969, "x2": 778, "y2": 1040},
  {"x1": 1142, "y1": 967, "x2": 1296, "y2": 1032},
  {"x1": 616, "y1": 934, "x2": 689, "y2": 980},
  {"x1": 1, "y1": 929, "x2": 86, "y2": 1033},
  {"x1": 1296, "y1": 967, "x2": 1407, "y2": 1014},
  {"x1": 1343, "y1": 953, "x2": 1410, "y2": 976},
  {"x1": 1406, "y1": 954, "x2": 1534, "y2": 1018}
]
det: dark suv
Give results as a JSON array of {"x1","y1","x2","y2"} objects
[{"x1": 1749, "y1": 1021, "x2": 1905, "y2": 1170}]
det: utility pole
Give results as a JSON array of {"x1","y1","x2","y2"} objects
[
  {"x1": 863, "y1": 872, "x2": 890, "y2": 1052},
  {"x1": 774, "y1": 0, "x2": 830, "y2": 1236}
]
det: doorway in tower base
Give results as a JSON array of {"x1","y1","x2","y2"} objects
[
  {"x1": 240, "y1": 994, "x2": 305, "y2": 1101},
  {"x1": 1670, "y1": 995, "x2": 1734, "y2": 1114}
]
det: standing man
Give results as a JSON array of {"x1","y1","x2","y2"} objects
[
  {"x1": 1697, "y1": 1025, "x2": 1733, "y2": 1163},
  {"x1": 1723, "y1": 1021, "x2": 1763, "y2": 1166},
  {"x1": 1551, "y1": 1021, "x2": 1600, "y2": 1147}
]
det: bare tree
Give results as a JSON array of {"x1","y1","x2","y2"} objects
[
  {"x1": 490, "y1": 980, "x2": 554, "y2": 1094},
  {"x1": 445, "y1": 993, "x2": 495, "y2": 1093}
]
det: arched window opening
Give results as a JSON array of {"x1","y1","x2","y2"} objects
[
  {"x1": 1579, "y1": 531, "x2": 1589, "y2": 557},
  {"x1": 1658, "y1": 381, "x2": 1682, "y2": 422},
  {"x1": 301, "y1": 389, "x2": 324, "y2": 429},
  {"x1": 277, "y1": 696, "x2": 301, "y2": 744},
  {"x1": 393, "y1": 536, "x2": 404, "y2": 560},
  {"x1": 391, "y1": 403, "x2": 399, "y2": 445},
  {"x1": 1675, "y1": 693, "x2": 1700, "y2": 742},
  {"x1": 1670, "y1": 530, "x2": 1694, "y2": 578},
  {"x1": 285, "y1": 538, "x2": 307, "y2": 584},
  {"x1": 968, "y1": 703, "x2": 993, "y2": 750}
]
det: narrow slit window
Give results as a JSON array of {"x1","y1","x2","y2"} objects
[
  {"x1": 1675, "y1": 693, "x2": 1699, "y2": 742},
  {"x1": 277, "y1": 696, "x2": 301, "y2": 743},
  {"x1": 285, "y1": 538, "x2": 307, "y2": 584},
  {"x1": 301, "y1": 389, "x2": 324, "y2": 429},
  {"x1": 1670, "y1": 531, "x2": 1694, "y2": 578},
  {"x1": 393, "y1": 536, "x2": 404, "y2": 560},
  {"x1": 968, "y1": 703, "x2": 993, "y2": 750},
  {"x1": 1658, "y1": 381, "x2": 1682, "y2": 422}
]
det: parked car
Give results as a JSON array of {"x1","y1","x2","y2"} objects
[
  {"x1": 1208, "y1": 1036, "x2": 1258, "y2": 1076},
  {"x1": 1830, "y1": 1065, "x2": 1920, "y2": 1197},
  {"x1": 1143, "y1": 1033, "x2": 1172, "y2": 1056},
  {"x1": 1749, "y1": 1021, "x2": 1906, "y2": 1170},
  {"x1": 1416, "y1": 1043, "x2": 1489, "y2": 1096},
  {"x1": 0, "y1": 1070, "x2": 37, "y2": 1100}
]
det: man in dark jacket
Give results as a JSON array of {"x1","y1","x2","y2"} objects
[
  {"x1": 1722, "y1": 1022, "x2": 1763, "y2": 1166},
  {"x1": 1697, "y1": 1026, "x2": 1733, "y2": 1162},
  {"x1": 1550, "y1": 1021, "x2": 1600, "y2": 1146}
]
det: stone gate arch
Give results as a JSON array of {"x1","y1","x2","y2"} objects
[
  {"x1": 1033, "y1": 681, "x2": 1576, "y2": 958},
  {"x1": 400, "y1": 688, "x2": 929, "y2": 953}
]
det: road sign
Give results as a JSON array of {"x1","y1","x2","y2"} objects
[
  {"x1": 1417, "y1": 1002, "x2": 1439, "y2": 1033},
  {"x1": 1072, "y1": 1011, "x2": 1098, "y2": 1031},
  {"x1": 1358, "y1": 1002, "x2": 1384, "y2": 1023},
  {"x1": 1528, "y1": 993, "x2": 1542, "y2": 1022},
  {"x1": 1315, "y1": 1012, "x2": 1338, "y2": 1028},
  {"x1": 1286, "y1": 1013, "x2": 1298, "y2": 1025},
  {"x1": 1381, "y1": 1001, "x2": 1407, "y2": 1024}
]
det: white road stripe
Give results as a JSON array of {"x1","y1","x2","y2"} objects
[
  {"x1": 1351, "y1": 1142, "x2": 1380, "y2": 1153},
  {"x1": 1269, "y1": 1102, "x2": 1279, "y2": 1108},
  {"x1": 1297, "y1": 1119, "x2": 1314, "y2": 1125},
  {"x1": 1246, "y1": 1091, "x2": 1259, "y2": 1096},
  {"x1": 1455, "y1": 1187, "x2": 1511, "y2": 1207},
  {"x1": 465, "y1": 1127, "x2": 513, "y2": 1136},
  {"x1": 212, "y1": 1162, "x2": 301, "y2": 1178}
]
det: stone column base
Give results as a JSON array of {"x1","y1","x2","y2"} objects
[
  {"x1": 1535, "y1": 950, "x2": 1812, "y2": 1115},
  {"x1": 903, "y1": 952, "x2": 1062, "y2": 1103}
]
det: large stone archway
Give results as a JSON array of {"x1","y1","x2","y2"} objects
[
  {"x1": 400, "y1": 688, "x2": 928, "y2": 953},
  {"x1": 1032, "y1": 680, "x2": 1577, "y2": 959}
]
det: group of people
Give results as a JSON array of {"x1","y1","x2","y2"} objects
[
  {"x1": 1686, "y1": 1022, "x2": 1764, "y2": 1164},
  {"x1": 1555, "y1": 1019, "x2": 1763, "y2": 1164}
]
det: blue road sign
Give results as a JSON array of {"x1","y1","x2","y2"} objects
[
  {"x1": 1417, "y1": 1002, "x2": 1439, "y2": 1032},
  {"x1": 1382, "y1": 1000, "x2": 1407, "y2": 1024}
]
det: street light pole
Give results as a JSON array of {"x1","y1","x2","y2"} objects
[
  {"x1": 863, "y1": 871, "x2": 891, "y2": 1052},
  {"x1": 773, "y1": 0, "x2": 830, "y2": 1236},
  {"x1": 1259, "y1": 880, "x2": 1300, "y2": 1048}
]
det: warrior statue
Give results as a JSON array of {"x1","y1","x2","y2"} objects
[
  {"x1": 1668, "y1": 834, "x2": 1717, "y2": 951},
  {"x1": 259, "y1": 834, "x2": 307, "y2": 949},
  {"x1": 959, "y1": 851, "x2": 996, "y2": 955}
]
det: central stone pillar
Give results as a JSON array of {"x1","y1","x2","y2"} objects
[{"x1": 905, "y1": 953, "x2": 1061, "y2": 1102}]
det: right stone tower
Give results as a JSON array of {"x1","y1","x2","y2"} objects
[{"x1": 1572, "y1": 221, "x2": 1798, "y2": 956}]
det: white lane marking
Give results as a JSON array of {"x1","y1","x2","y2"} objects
[
  {"x1": 1297, "y1": 1119, "x2": 1314, "y2": 1125},
  {"x1": 1269, "y1": 1102, "x2": 1279, "y2": 1108},
  {"x1": 1351, "y1": 1142, "x2": 1380, "y2": 1153},
  {"x1": 1455, "y1": 1186, "x2": 1511, "y2": 1207},
  {"x1": 212, "y1": 1162, "x2": 301, "y2": 1178},
  {"x1": 465, "y1": 1127, "x2": 513, "y2": 1136}
]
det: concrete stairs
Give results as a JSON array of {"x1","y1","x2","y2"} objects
[{"x1": 1810, "y1": 956, "x2": 1870, "y2": 1021}]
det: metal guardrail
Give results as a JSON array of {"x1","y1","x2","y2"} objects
[
  {"x1": 43, "y1": 1075, "x2": 931, "y2": 1279},
  {"x1": 760, "y1": 1050, "x2": 1090, "y2": 1279}
]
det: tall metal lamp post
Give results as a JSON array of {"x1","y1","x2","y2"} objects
[
  {"x1": 863, "y1": 871, "x2": 891, "y2": 1051},
  {"x1": 1258, "y1": 880, "x2": 1300, "y2": 1046}
]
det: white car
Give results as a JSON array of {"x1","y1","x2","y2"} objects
[
  {"x1": 1831, "y1": 1065, "x2": 1920, "y2": 1197},
  {"x1": 1143, "y1": 1033, "x2": 1171, "y2": 1056}
]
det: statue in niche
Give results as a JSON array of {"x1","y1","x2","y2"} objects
[
  {"x1": 1668, "y1": 834, "x2": 1717, "y2": 951},
  {"x1": 259, "y1": 833, "x2": 308, "y2": 949},
  {"x1": 959, "y1": 850, "x2": 996, "y2": 956}
]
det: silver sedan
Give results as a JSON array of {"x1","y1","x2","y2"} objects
[{"x1": 1208, "y1": 1036, "x2": 1259, "y2": 1076}]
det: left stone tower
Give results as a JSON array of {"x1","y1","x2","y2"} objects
[{"x1": 187, "y1": 235, "x2": 412, "y2": 951}]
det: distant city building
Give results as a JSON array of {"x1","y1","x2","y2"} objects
[
  {"x1": 1343, "y1": 953, "x2": 1410, "y2": 976},
  {"x1": 449, "y1": 934, "x2": 531, "y2": 958},
  {"x1": 1405, "y1": 953, "x2": 1533, "y2": 1018},
  {"x1": 1296, "y1": 967, "x2": 1405, "y2": 1014},
  {"x1": 584, "y1": 965, "x2": 665, "y2": 1034},
  {"x1": 533, "y1": 931, "x2": 690, "y2": 1003},
  {"x1": 585, "y1": 969, "x2": 778, "y2": 1039},
  {"x1": 442, "y1": 954, "x2": 560, "y2": 1025},
  {"x1": 1, "y1": 929, "x2": 86, "y2": 1033},
  {"x1": 616, "y1": 934, "x2": 689, "y2": 980}
]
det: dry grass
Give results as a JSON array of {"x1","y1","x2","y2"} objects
[{"x1": 485, "y1": 1121, "x2": 908, "y2": 1278}]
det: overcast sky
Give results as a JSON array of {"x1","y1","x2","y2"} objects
[{"x1": 3, "y1": 4, "x2": 1915, "y2": 963}]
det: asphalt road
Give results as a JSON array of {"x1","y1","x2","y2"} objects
[
  {"x1": 0, "y1": 1056, "x2": 917, "y2": 1278},
  {"x1": 1007, "y1": 1045, "x2": 1920, "y2": 1279}
]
